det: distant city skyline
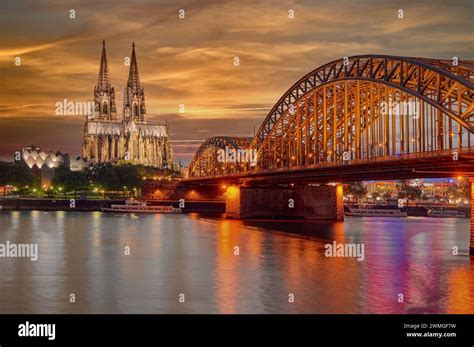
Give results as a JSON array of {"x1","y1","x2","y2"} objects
[{"x1": 1, "y1": 0, "x2": 473, "y2": 162}]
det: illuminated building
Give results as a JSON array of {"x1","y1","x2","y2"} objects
[{"x1": 82, "y1": 41, "x2": 172, "y2": 168}]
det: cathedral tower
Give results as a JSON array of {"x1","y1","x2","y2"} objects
[
  {"x1": 123, "y1": 42, "x2": 146, "y2": 123},
  {"x1": 93, "y1": 40, "x2": 117, "y2": 120},
  {"x1": 83, "y1": 41, "x2": 172, "y2": 168}
]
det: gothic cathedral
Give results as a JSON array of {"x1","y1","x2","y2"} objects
[{"x1": 82, "y1": 41, "x2": 172, "y2": 168}]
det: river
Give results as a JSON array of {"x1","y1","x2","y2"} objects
[{"x1": 0, "y1": 211, "x2": 472, "y2": 313}]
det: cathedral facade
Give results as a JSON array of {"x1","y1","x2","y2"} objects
[{"x1": 82, "y1": 41, "x2": 172, "y2": 168}]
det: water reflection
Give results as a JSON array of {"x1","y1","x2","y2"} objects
[{"x1": 0, "y1": 212, "x2": 472, "y2": 313}]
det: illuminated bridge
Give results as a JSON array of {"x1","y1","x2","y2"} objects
[
  {"x1": 182, "y1": 55, "x2": 474, "y2": 252},
  {"x1": 188, "y1": 55, "x2": 474, "y2": 182}
]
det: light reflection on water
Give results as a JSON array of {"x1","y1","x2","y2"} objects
[{"x1": 0, "y1": 211, "x2": 472, "y2": 314}]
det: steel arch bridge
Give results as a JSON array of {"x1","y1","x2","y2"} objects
[
  {"x1": 188, "y1": 54, "x2": 474, "y2": 179},
  {"x1": 188, "y1": 136, "x2": 253, "y2": 177}
]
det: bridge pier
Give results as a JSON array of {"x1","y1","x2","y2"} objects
[{"x1": 225, "y1": 184, "x2": 344, "y2": 220}]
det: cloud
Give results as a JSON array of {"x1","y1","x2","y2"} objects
[{"x1": 0, "y1": 0, "x2": 472, "y2": 162}]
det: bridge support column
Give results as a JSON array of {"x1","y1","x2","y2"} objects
[
  {"x1": 471, "y1": 179, "x2": 474, "y2": 255},
  {"x1": 225, "y1": 184, "x2": 344, "y2": 220}
]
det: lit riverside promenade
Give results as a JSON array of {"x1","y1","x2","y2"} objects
[{"x1": 180, "y1": 55, "x2": 474, "y2": 253}]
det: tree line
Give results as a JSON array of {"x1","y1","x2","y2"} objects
[
  {"x1": 0, "y1": 161, "x2": 178, "y2": 198},
  {"x1": 0, "y1": 161, "x2": 39, "y2": 197}
]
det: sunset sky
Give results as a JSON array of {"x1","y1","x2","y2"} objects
[{"x1": 0, "y1": 0, "x2": 472, "y2": 163}]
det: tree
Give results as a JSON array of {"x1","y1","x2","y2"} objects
[
  {"x1": 7, "y1": 163, "x2": 38, "y2": 197},
  {"x1": 448, "y1": 180, "x2": 470, "y2": 201},
  {"x1": 88, "y1": 163, "x2": 143, "y2": 197},
  {"x1": 0, "y1": 161, "x2": 9, "y2": 198},
  {"x1": 0, "y1": 161, "x2": 9, "y2": 184},
  {"x1": 397, "y1": 181, "x2": 422, "y2": 206},
  {"x1": 52, "y1": 165, "x2": 88, "y2": 198},
  {"x1": 346, "y1": 182, "x2": 367, "y2": 204}
]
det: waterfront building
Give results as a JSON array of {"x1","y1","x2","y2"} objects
[
  {"x1": 16, "y1": 145, "x2": 93, "y2": 185},
  {"x1": 365, "y1": 179, "x2": 457, "y2": 200},
  {"x1": 19, "y1": 145, "x2": 65, "y2": 185},
  {"x1": 82, "y1": 41, "x2": 172, "y2": 168}
]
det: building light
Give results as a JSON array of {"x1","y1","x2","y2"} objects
[{"x1": 227, "y1": 186, "x2": 239, "y2": 199}]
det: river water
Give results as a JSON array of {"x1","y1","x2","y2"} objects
[{"x1": 0, "y1": 211, "x2": 472, "y2": 313}]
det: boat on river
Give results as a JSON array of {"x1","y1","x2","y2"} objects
[
  {"x1": 101, "y1": 199, "x2": 182, "y2": 214},
  {"x1": 345, "y1": 208, "x2": 407, "y2": 217},
  {"x1": 427, "y1": 209, "x2": 465, "y2": 218}
]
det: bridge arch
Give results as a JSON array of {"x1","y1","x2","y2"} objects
[
  {"x1": 188, "y1": 136, "x2": 253, "y2": 177},
  {"x1": 251, "y1": 55, "x2": 473, "y2": 171},
  {"x1": 254, "y1": 55, "x2": 473, "y2": 147},
  {"x1": 188, "y1": 55, "x2": 474, "y2": 176}
]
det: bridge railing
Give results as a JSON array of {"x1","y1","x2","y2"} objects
[{"x1": 185, "y1": 147, "x2": 473, "y2": 180}]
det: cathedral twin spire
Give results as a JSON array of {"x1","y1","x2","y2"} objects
[
  {"x1": 93, "y1": 41, "x2": 146, "y2": 123},
  {"x1": 98, "y1": 40, "x2": 110, "y2": 89},
  {"x1": 123, "y1": 42, "x2": 146, "y2": 122}
]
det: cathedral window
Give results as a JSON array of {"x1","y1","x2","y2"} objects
[
  {"x1": 102, "y1": 102, "x2": 108, "y2": 115},
  {"x1": 134, "y1": 104, "x2": 139, "y2": 118}
]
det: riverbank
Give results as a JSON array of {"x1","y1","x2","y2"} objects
[
  {"x1": 0, "y1": 198, "x2": 468, "y2": 217},
  {"x1": 0, "y1": 198, "x2": 225, "y2": 213},
  {"x1": 345, "y1": 204, "x2": 470, "y2": 217}
]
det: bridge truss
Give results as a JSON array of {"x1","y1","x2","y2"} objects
[{"x1": 189, "y1": 55, "x2": 474, "y2": 178}]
